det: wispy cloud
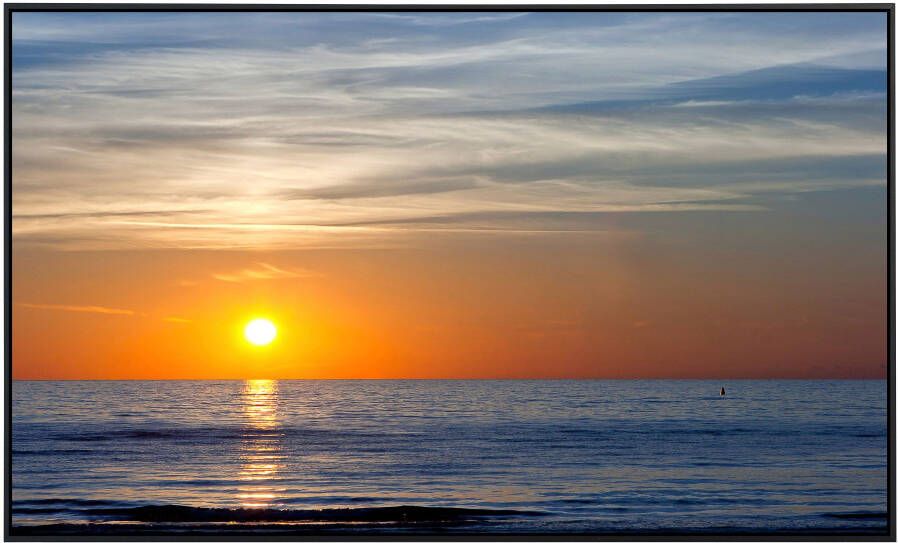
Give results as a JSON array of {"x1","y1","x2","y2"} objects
[
  {"x1": 163, "y1": 316, "x2": 192, "y2": 324},
  {"x1": 17, "y1": 302, "x2": 136, "y2": 316},
  {"x1": 9, "y1": 12, "x2": 887, "y2": 249},
  {"x1": 212, "y1": 262, "x2": 320, "y2": 283},
  {"x1": 17, "y1": 302, "x2": 198, "y2": 325}
]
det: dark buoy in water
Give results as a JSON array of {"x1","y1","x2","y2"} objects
[{"x1": 720, "y1": 387, "x2": 726, "y2": 396}]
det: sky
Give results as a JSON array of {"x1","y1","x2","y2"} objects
[{"x1": 11, "y1": 11, "x2": 888, "y2": 379}]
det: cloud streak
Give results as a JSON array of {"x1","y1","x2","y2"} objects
[
  {"x1": 163, "y1": 316, "x2": 192, "y2": 324},
  {"x1": 212, "y1": 262, "x2": 321, "y2": 283},
  {"x1": 17, "y1": 303, "x2": 197, "y2": 324},
  {"x1": 17, "y1": 302, "x2": 137, "y2": 316}
]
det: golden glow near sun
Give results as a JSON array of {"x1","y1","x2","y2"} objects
[{"x1": 244, "y1": 318, "x2": 277, "y2": 346}]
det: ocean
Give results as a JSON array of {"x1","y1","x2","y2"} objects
[{"x1": 10, "y1": 379, "x2": 889, "y2": 535}]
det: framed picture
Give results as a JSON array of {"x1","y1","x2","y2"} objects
[{"x1": 5, "y1": 4, "x2": 894, "y2": 540}]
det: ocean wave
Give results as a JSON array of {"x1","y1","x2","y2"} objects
[
  {"x1": 13, "y1": 502, "x2": 547, "y2": 524},
  {"x1": 29, "y1": 419, "x2": 887, "y2": 446},
  {"x1": 14, "y1": 498, "x2": 124, "y2": 507},
  {"x1": 822, "y1": 511, "x2": 888, "y2": 521},
  {"x1": 48, "y1": 425, "x2": 414, "y2": 443},
  {"x1": 12, "y1": 448, "x2": 96, "y2": 456}
]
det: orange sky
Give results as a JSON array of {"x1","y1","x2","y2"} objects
[
  {"x1": 12, "y1": 214, "x2": 888, "y2": 379},
  {"x1": 11, "y1": 12, "x2": 888, "y2": 380}
]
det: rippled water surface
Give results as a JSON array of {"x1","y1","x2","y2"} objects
[{"x1": 11, "y1": 380, "x2": 888, "y2": 535}]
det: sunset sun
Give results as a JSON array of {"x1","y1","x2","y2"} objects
[{"x1": 244, "y1": 318, "x2": 277, "y2": 346}]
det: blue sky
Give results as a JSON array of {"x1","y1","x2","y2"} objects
[{"x1": 11, "y1": 11, "x2": 887, "y2": 249}]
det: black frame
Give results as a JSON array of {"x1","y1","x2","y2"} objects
[{"x1": 2, "y1": 4, "x2": 894, "y2": 541}]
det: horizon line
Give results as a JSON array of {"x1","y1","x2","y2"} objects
[{"x1": 9, "y1": 377, "x2": 889, "y2": 382}]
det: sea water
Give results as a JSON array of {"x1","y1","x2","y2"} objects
[{"x1": 10, "y1": 379, "x2": 888, "y2": 535}]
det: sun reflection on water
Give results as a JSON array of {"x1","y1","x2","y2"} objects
[{"x1": 238, "y1": 380, "x2": 286, "y2": 508}]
